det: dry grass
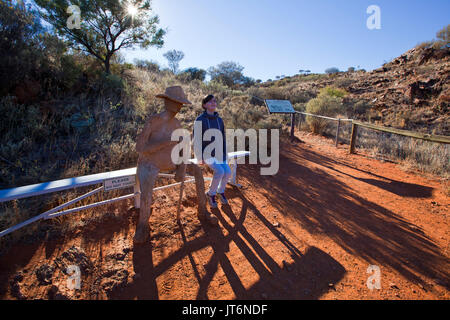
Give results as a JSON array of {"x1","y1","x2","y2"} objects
[
  {"x1": 1, "y1": 63, "x2": 448, "y2": 252},
  {"x1": 324, "y1": 121, "x2": 450, "y2": 177},
  {"x1": 0, "y1": 66, "x2": 285, "y2": 251}
]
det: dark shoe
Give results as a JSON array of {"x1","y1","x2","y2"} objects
[
  {"x1": 206, "y1": 192, "x2": 218, "y2": 209},
  {"x1": 217, "y1": 193, "x2": 228, "y2": 205}
]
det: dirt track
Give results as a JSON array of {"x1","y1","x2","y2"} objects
[{"x1": 0, "y1": 132, "x2": 449, "y2": 300}]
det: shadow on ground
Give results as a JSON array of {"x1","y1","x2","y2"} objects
[
  {"x1": 241, "y1": 143, "x2": 449, "y2": 290},
  {"x1": 109, "y1": 187, "x2": 346, "y2": 300}
]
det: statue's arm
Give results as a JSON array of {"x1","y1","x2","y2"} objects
[
  {"x1": 136, "y1": 119, "x2": 153, "y2": 153},
  {"x1": 136, "y1": 117, "x2": 178, "y2": 154}
]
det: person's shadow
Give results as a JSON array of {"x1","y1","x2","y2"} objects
[
  {"x1": 112, "y1": 186, "x2": 346, "y2": 300},
  {"x1": 111, "y1": 241, "x2": 158, "y2": 299}
]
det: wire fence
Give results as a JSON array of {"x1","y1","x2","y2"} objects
[{"x1": 292, "y1": 110, "x2": 449, "y2": 176}]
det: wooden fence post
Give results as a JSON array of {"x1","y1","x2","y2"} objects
[
  {"x1": 290, "y1": 112, "x2": 296, "y2": 140},
  {"x1": 335, "y1": 118, "x2": 341, "y2": 147},
  {"x1": 349, "y1": 122, "x2": 358, "y2": 154}
]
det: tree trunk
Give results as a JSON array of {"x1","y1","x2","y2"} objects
[{"x1": 104, "y1": 56, "x2": 111, "y2": 74}]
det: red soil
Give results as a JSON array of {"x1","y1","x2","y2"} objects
[{"x1": 0, "y1": 132, "x2": 448, "y2": 300}]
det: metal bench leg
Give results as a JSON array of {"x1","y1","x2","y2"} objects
[
  {"x1": 134, "y1": 183, "x2": 140, "y2": 209},
  {"x1": 228, "y1": 158, "x2": 243, "y2": 188}
]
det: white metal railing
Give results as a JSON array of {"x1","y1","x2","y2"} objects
[
  {"x1": 296, "y1": 112, "x2": 353, "y2": 147},
  {"x1": 0, "y1": 151, "x2": 250, "y2": 238},
  {"x1": 295, "y1": 111, "x2": 352, "y2": 122}
]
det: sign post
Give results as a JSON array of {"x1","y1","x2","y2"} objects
[{"x1": 264, "y1": 99, "x2": 297, "y2": 140}]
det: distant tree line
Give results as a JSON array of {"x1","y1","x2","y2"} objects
[{"x1": 140, "y1": 54, "x2": 256, "y2": 88}]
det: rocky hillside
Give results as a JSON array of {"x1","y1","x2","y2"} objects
[{"x1": 266, "y1": 45, "x2": 450, "y2": 135}]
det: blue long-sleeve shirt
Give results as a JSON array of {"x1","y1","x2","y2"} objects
[{"x1": 193, "y1": 111, "x2": 227, "y2": 162}]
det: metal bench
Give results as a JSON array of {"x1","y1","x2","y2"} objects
[
  {"x1": 0, "y1": 151, "x2": 250, "y2": 238},
  {"x1": 189, "y1": 150, "x2": 250, "y2": 188}
]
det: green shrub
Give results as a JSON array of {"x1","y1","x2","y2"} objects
[
  {"x1": 319, "y1": 86, "x2": 348, "y2": 99},
  {"x1": 97, "y1": 73, "x2": 125, "y2": 95},
  {"x1": 305, "y1": 90, "x2": 345, "y2": 134},
  {"x1": 59, "y1": 54, "x2": 84, "y2": 90},
  {"x1": 351, "y1": 100, "x2": 372, "y2": 118}
]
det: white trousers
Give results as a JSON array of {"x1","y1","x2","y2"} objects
[{"x1": 205, "y1": 158, "x2": 232, "y2": 195}]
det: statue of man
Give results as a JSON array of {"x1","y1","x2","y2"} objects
[{"x1": 134, "y1": 86, "x2": 217, "y2": 244}]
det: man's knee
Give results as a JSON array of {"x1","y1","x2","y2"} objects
[
  {"x1": 213, "y1": 166, "x2": 225, "y2": 178},
  {"x1": 222, "y1": 164, "x2": 232, "y2": 178}
]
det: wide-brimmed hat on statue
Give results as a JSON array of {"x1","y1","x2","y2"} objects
[{"x1": 156, "y1": 86, "x2": 192, "y2": 105}]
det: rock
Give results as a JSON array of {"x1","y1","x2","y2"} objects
[
  {"x1": 389, "y1": 283, "x2": 399, "y2": 290},
  {"x1": 101, "y1": 269, "x2": 129, "y2": 294},
  {"x1": 10, "y1": 281, "x2": 27, "y2": 300},
  {"x1": 13, "y1": 272, "x2": 24, "y2": 283},
  {"x1": 10, "y1": 271, "x2": 28, "y2": 300},
  {"x1": 106, "y1": 252, "x2": 127, "y2": 261},
  {"x1": 273, "y1": 222, "x2": 280, "y2": 228},
  {"x1": 35, "y1": 264, "x2": 55, "y2": 285},
  {"x1": 47, "y1": 285, "x2": 58, "y2": 299},
  {"x1": 47, "y1": 285, "x2": 70, "y2": 300},
  {"x1": 54, "y1": 246, "x2": 93, "y2": 275}
]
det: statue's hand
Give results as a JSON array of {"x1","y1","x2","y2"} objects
[
  {"x1": 174, "y1": 163, "x2": 186, "y2": 182},
  {"x1": 138, "y1": 140, "x2": 178, "y2": 154}
]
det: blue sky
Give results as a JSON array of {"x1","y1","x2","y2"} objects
[{"x1": 123, "y1": 0, "x2": 450, "y2": 81}]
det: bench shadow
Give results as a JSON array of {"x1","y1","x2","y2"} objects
[
  {"x1": 241, "y1": 144, "x2": 450, "y2": 290},
  {"x1": 320, "y1": 162, "x2": 434, "y2": 198},
  {"x1": 211, "y1": 192, "x2": 346, "y2": 299},
  {"x1": 110, "y1": 186, "x2": 345, "y2": 300}
]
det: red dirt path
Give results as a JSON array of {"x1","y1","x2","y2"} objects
[{"x1": 0, "y1": 132, "x2": 449, "y2": 300}]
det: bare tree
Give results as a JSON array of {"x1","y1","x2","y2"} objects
[{"x1": 163, "y1": 49, "x2": 184, "y2": 74}]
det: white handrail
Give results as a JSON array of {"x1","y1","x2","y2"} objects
[
  {"x1": 296, "y1": 111, "x2": 353, "y2": 122},
  {"x1": 0, "y1": 151, "x2": 250, "y2": 238},
  {"x1": 0, "y1": 151, "x2": 251, "y2": 203}
]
